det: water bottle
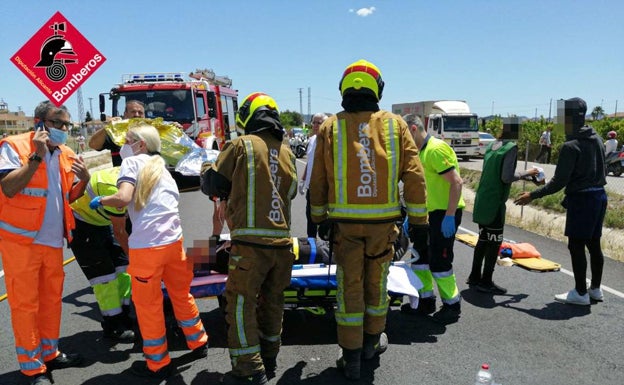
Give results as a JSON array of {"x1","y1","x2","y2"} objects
[{"x1": 475, "y1": 363, "x2": 492, "y2": 385}]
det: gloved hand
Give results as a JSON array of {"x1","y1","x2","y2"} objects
[
  {"x1": 408, "y1": 223, "x2": 429, "y2": 247},
  {"x1": 298, "y1": 180, "x2": 306, "y2": 195},
  {"x1": 318, "y1": 220, "x2": 333, "y2": 241},
  {"x1": 89, "y1": 196, "x2": 103, "y2": 210},
  {"x1": 441, "y1": 215, "x2": 456, "y2": 238}
]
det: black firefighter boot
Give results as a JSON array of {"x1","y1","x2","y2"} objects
[
  {"x1": 361, "y1": 332, "x2": 388, "y2": 360},
  {"x1": 336, "y1": 347, "x2": 362, "y2": 381}
]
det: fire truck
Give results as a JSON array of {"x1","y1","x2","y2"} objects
[{"x1": 98, "y1": 69, "x2": 238, "y2": 150}]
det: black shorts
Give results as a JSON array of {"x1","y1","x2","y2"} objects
[{"x1": 564, "y1": 189, "x2": 607, "y2": 239}]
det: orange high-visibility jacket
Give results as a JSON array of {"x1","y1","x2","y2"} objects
[{"x1": 0, "y1": 132, "x2": 76, "y2": 244}]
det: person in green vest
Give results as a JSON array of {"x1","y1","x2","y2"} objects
[
  {"x1": 469, "y1": 118, "x2": 541, "y2": 294},
  {"x1": 69, "y1": 166, "x2": 135, "y2": 342}
]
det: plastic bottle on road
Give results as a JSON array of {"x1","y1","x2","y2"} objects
[{"x1": 475, "y1": 363, "x2": 493, "y2": 385}]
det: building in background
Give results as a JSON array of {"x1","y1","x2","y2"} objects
[{"x1": 0, "y1": 100, "x2": 33, "y2": 135}]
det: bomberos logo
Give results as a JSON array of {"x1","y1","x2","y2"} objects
[{"x1": 10, "y1": 11, "x2": 106, "y2": 107}]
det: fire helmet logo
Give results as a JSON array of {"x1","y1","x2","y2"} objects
[
  {"x1": 34, "y1": 22, "x2": 77, "y2": 82},
  {"x1": 10, "y1": 11, "x2": 106, "y2": 107}
]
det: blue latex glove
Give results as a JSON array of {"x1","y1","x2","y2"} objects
[
  {"x1": 89, "y1": 196, "x2": 103, "y2": 210},
  {"x1": 441, "y1": 215, "x2": 456, "y2": 238}
]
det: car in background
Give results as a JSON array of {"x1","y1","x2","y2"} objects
[{"x1": 477, "y1": 132, "x2": 496, "y2": 156}]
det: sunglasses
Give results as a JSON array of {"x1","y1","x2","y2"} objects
[
  {"x1": 45, "y1": 119, "x2": 74, "y2": 130},
  {"x1": 312, "y1": 121, "x2": 323, "y2": 125}
]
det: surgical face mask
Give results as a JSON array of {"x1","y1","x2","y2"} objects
[
  {"x1": 119, "y1": 143, "x2": 137, "y2": 160},
  {"x1": 47, "y1": 126, "x2": 68, "y2": 146}
]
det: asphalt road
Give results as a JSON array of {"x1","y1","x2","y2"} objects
[{"x1": 1, "y1": 158, "x2": 623, "y2": 385}]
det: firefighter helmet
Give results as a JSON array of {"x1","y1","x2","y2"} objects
[
  {"x1": 338, "y1": 59, "x2": 384, "y2": 101},
  {"x1": 607, "y1": 130, "x2": 617, "y2": 139},
  {"x1": 236, "y1": 92, "x2": 280, "y2": 130}
]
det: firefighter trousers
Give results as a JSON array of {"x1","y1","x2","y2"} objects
[
  {"x1": 333, "y1": 222, "x2": 398, "y2": 350},
  {"x1": 128, "y1": 237, "x2": 207, "y2": 372},
  {"x1": 224, "y1": 243, "x2": 294, "y2": 377},
  {"x1": 70, "y1": 219, "x2": 131, "y2": 317},
  {"x1": 0, "y1": 240, "x2": 64, "y2": 376}
]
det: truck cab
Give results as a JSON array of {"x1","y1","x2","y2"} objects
[
  {"x1": 392, "y1": 100, "x2": 479, "y2": 161},
  {"x1": 99, "y1": 70, "x2": 238, "y2": 150}
]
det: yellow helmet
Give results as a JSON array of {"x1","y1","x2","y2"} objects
[
  {"x1": 339, "y1": 59, "x2": 384, "y2": 101},
  {"x1": 236, "y1": 92, "x2": 280, "y2": 130}
]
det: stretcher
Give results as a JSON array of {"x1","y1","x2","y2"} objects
[
  {"x1": 455, "y1": 233, "x2": 561, "y2": 272},
  {"x1": 164, "y1": 228, "x2": 424, "y2": 310}
]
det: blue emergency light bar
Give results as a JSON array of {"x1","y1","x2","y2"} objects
[{"x1": 123, "y1": 73, "x2": 185, "y2": 83}]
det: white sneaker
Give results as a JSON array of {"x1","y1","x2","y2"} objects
[
  {"x1": 554, "y1": 289, "x2": 590, "y2": 306},
  {"x1": 588, "y1": 286, "x2": 604, "y2": 302}
]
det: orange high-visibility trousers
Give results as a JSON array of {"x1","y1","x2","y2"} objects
[
  {"x1": 0, "y1": 239, "x2": 64, "y2": 376},
  {"x1": 128, "y1": 237, "x2": 207, "y2": 372}
]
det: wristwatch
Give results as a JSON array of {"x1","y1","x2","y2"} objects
[{"x1": 28, "y1": 153, "x2": 43, "y2": 163}]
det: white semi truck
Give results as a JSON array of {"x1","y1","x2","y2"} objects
[{"x1": 392, "y1": 100, "x2": 480, "y2": 160}]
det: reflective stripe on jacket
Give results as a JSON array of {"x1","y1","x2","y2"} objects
[
  {"x1": 310, "y1": 110, "x2": 427, "y2": 225},
  {"x1": 214, "y1": 132, "x2": 297, "y2": 247},
  {"x1": 0, "y1": 132, "x2": 76, "y2": 244}
]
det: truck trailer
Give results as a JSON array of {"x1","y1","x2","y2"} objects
[{"x1": 392, "y1": 100, "x2": 479, "y2": 160}]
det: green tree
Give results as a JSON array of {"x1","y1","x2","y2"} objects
[
  {"x1": 279, "y1": 110, "x2": 303, "y2": 129},
  {"x1": 591, "y1": 106, "x2": 605, "y2": 120}
]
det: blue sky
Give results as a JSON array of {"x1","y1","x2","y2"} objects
[{"x1": 1, "y1": 0, "x2": 622, "y2": 122}]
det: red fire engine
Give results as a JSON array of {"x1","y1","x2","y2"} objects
[{"x1": 98, "y1": 69, "x2": 238, "y2": 149}]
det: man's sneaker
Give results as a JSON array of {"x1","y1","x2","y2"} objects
[
  {"x1": 45, "y1": 352, "x2": 83, "y2": 370},
  {"x1": 400, "y1": 297, "x2": 436, "y2": 316},
  {"x1": 220, "y1": 371, "x2": 268, "y2": 385},
  {"x1": 191, "y1": 342, "x2": 208, "y2": 359},
  {"x1": 130, "y1": 360, "x2": 172, "y2": 379},
  {"x1": 554, "y1": 289, "x2": 590, "y2": 306},
  {"x1": 361, "y1": 332, "x2": 388, "y2": 360},
  {"x1": 28, "y1": 373, "x2": 52, "y2": 385},
  {"x1": 432, "y1": 304, "x2": 461, "y2": 324},
  {"x1": 477, "y1": 281, "x2": 508, "y2": 295},
  {"x1": 588, "y1": 286, "x2": 604, "y2": 302}
]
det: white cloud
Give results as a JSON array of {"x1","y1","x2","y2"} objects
[{"x1": 351, "y1": 7, "x2": 376, "y2": 17}]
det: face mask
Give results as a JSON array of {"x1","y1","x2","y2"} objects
[
  {"x1": 47, "y1": 126, "x2": 68, "y2": 146},
  {"x1": 119, "y1": 143, "x2": 136, "y2": 160}
]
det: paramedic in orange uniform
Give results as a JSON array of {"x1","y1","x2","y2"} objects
[
  {"x1": 0, "y1": 101, "x2": 89, "y2": 385},
  {"x1": 90, "y1": 123, "x2": 208, "y2": 379}
]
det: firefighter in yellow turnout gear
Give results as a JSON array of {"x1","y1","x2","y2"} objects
[
  {"x1": 202, "y1": 92, "x2": 297, "y2": 385},
  {"x1": 310, "y1": 60, "x2": 428, "y2": 380},
  {"x1": 404, "y1": 114, "x2": 464, "y2": 324}
]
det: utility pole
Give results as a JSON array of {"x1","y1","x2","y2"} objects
[
  {"x1": 307, "y1": 87, "x2": 311, "y2": 121},
  {"x1": 615, "y1": 100, "x2": 618, "y2": 117},
  {"x1": 76, "y1": 87, "x2": 85, "y2": 135},
  {"x1": 88, "y1": 97, "x2": 94, "y2": 119},
  {"x1": 548, "y1": 98, "x2": 552, "y2": 121},
  {"x1": 298, "y1": 88, "x2": 303, "y2": 120}
]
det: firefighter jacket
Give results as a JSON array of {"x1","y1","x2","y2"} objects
[
  {"x1": 0, "y1": 132, "x2": 76, "y2": 244},
  {"x1": 310, "y1": 110, "x2": 428, "y2": 225},
  {"x1": 473, "y1": 141, "x2": 516, "y2": 225},
  {"x1": 211, "y1": 131, "x2": 297, "y2": 247},
  {"x1": 70, "y1": 166, "x2": 126, "y2": 226}
]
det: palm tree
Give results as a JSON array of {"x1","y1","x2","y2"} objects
[{"x1": 591, "y1": 106, "x2": 605, "y2": 120}]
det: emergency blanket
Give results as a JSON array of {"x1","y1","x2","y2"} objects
[{"x1": 105, "y1": 117, "x2": 197, "y2": 167}]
